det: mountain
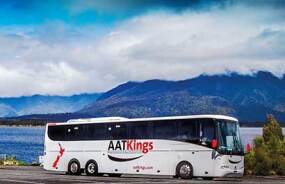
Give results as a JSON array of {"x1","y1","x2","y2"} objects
[
  {"x1": 79, "y1": 71, "x2": 285, "y2": 122},
  {"x1": 0, "y1": 93, "x2": 101, "y2": 117}
]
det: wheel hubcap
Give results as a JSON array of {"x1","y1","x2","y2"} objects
[
  {"x1": 70, "y1": 162, "x2": 78, "y2": 173},
  {"x1": 180, "y1": 164, "x2": 191, "y2": 176},
  {"x1": 88, "y1": 163, "x2": 95, "y2": 173}
]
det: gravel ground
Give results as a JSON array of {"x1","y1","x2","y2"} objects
[{"x1": 0, "y1": 166, "x2": 284, "y2": 184}]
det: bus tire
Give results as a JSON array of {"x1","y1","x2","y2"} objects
[
  {"x1": 68, "y1": 159, "x2": 81, "y2": 175},
  {"x1": 85, "y1": 160, "x2": 98, "y2": 176},
  {"x1": 176, "y1": 161, "x2": 193, "y2": 179}
]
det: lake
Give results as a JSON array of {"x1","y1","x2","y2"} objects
[
  {"x1": 0, "y1": 127, "x2": 45, "y2": 163},
  {"x1": 0, "y1": 127, "x2": 284, "y2": 163}
]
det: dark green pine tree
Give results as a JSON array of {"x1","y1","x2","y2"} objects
[
  {"x1": 245, "y1": 115, "x2": 285, "y2": 175},
  {"x1": 263, "y1": 114, "x2": 284, "y2": 143}
]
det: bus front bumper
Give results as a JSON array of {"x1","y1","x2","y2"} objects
[{"x1": 220, "y1": 168, "x2": 244, "y2": 178}]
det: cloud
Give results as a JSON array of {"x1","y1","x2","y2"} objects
[{"x1": 0, "y1": 2, "x2": 285, "y2": 96}]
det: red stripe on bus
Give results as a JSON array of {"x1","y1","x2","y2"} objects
[{"x1": 52, "y1": 143, "x2": 65, "y2": 169}]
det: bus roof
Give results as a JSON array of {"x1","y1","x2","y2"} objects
[{"x1": 51, "y1": 114, "x2": 238, "y2": 126}]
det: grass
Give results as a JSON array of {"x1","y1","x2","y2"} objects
[{"x1": 0, "y1": 156, "x2": 29, "y2": 166}]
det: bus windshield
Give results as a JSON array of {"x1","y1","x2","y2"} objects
[{"x1": 216, "y1": 119, "x2": 244, "y2": 155}]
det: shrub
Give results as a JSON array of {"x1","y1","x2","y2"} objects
[
  {"x1": 254, "y1": 136, "x2": 265, "y2": 148},
  {"x1": 245, "y1": 115, "x2": 285, "y2": 175},
  {"x1": 275, "y1": 156, "x2": 285, "y2": 175},
  {"x1": 253, "y1": 145, "x2": 272, "y2": 175},
  {"x1": 0, "y1": 155, "x2": 28, "y2": 166},
  {"x1": 244, "y1": 150, "x2": 255, "y2": 174}
]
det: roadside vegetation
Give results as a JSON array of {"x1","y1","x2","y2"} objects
[
  {"x1": 0, "y1": 155, "x2": 28, "y2": 166},
  {"x1": 245, "y1": 115, "x2": 285, "y2": 175}
]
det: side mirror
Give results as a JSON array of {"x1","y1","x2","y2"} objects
[{"x1": 211, "y1": 139, "x2": 218, "y2": 149}]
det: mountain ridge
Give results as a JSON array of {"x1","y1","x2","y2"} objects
[
  {"x1": 4, "y1": 71, "x2": 285, "y2": 123},
  {"x1": 79, "y1": 71, "x2": 285, "y2": 122},
  {"x1": 0, "y1": 93, "x2": 101, "y2": 117}
]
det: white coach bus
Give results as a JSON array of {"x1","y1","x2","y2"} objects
[{"x1": 43, "y1": 115, "x2": 244, "y2": 179}]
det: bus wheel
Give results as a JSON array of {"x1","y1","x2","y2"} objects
[
  {"x1": 68, "y1": 159, "x2": 81, "y2": 175},
  {"x1": 85, "y1": 160, "x2": 98, "y2": 176},
  {"x1": 176, "y1": 161, "x2": 193, "y2": 179}
]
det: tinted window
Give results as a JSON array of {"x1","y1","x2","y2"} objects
[
  {"x1": 87, "y1": 123, "x2": 108, "y2": 140},
  {"x1": 107, "y1": 123, "x2": 128, "y2": 140},
  {"x1": 153, "y1": 120, "x2": 177, "y2": 139},
  {"x1": 200, "y1": 119, "x2": 215, "y2": 146},
  {"x1": 47, "y1": 119, "x2": 215, "y2": 142},
  {"x1": 66, "y1": 125, "x2": 86, "y2": 141},
  {"x1": 129, "y1": 121, "x2": 152, "y2": 139},
  {"x1": 48, "y1": 125, "x2": 65, "y2": 141},
  {"x1": 177, "y1": 119, "x2": 199, "y2": 142}
]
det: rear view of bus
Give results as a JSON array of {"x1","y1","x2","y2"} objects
[{"x1": 43, "y1": 115, "x2": 244, "y2": 179}]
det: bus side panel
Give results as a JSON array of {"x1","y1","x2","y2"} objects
[
  {"x1": 152, "y1": 140, "x2": 215, "y2": 177},
  {"x1": 131, "y1": 140, "x2": 182, "y2": 175},
  {"x1": 44, "y1": 140, "x2": 88, "y2": 172},
  {"x1": 122, "y1": 140, "x2": 215, "y2": 176},
  {"x1": 44, "y1": 140, "x2": 214, "y2": 176},
  {"x1": 191, "y1": 150, "x2": 215, "y2": 176},
  {"x1": 44, "y1": 139, "x2": 216, "y2": 177},
  {"x1": 44, "y1": 139, "x2": 66, "y2": 171}
]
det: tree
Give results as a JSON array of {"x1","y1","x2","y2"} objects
[
  {"x1": 251, "y1": 136, "x2": 272, "y2": 175},
  {"x1": 263, "y1": 114, "x2": 284, "y2": 143},
  {"x1": 245, "y1": 115, "x2": 285, "y2": 175}
]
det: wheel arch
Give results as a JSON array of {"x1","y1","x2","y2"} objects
[
  {"x1": 67, "y1": 158, "x2": 81, "y2": 174},
  {"x1": 175, "y1": 160, "x2": 194, "y2": 179},
  {"x1": 85, "y1": 159, "x2": 99, "y2": 176}
]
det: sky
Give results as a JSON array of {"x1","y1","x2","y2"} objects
[{"x1": 0, "y1": 0, "x2": 285, "y2": 97}]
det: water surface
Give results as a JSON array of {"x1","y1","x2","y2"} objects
[{"x1": 0, "y1": 126, "x2": 45, "y2": 163}]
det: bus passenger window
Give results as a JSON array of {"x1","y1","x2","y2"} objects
[
  {"x1": 177, "y1": 120, "x2": 199, "y2": 143},
  {"x1": 48, "y1": 125, "x2": 65, "y2": 141},
  {"x1": 128, "y1": 122, "x2": 150, "y2": 139},
  {"x1": 116, "y1": 124, "x2": 127, "y2": 139},
  {"x1": 87, "y1": 124, "x2": 107, "y2": 140},
  {"x1": 108, "y1": 124, "x2": 127, "y2": 140},
  {"x1": 67, "y1": 125, "x2": 85, "y2": 141},
  {"x1": 200, "y1": 119, "x2": 215, "y2": 146},
  {"x1": 153, "y1": 121, "x2": 177, "y2": 139}
]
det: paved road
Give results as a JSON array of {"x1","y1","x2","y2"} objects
[{"x1": 0, "y1": 166, "x2": 284, "y2": 184}]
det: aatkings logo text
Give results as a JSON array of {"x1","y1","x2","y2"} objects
[{"x1": 108, "y1": 140, "x2": 154, "y2": 154}]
